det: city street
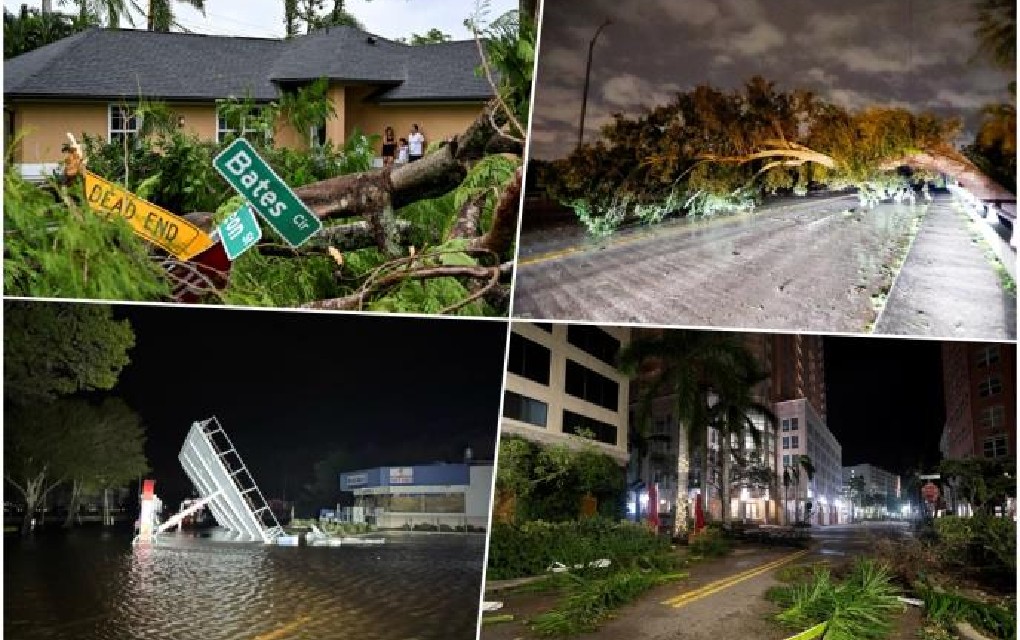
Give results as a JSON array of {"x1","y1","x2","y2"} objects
[
  {"x1": 483, "y1": 522, "x2": 915, "y2": 640},
  {"x1": 513, "y1": 194, "x2": 1016, "y2": 339}
]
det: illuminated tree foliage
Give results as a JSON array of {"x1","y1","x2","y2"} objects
[{"x1": 542, "y1": 76, "x2": 1008, "y2": 223}]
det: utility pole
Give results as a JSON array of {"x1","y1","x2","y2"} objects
[{"x1": 578, "y1": 18, "x2": 612, "y2": 150}]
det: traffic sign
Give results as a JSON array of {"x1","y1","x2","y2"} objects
[
  {"x1": 217, "y1": 204, "x2": 262, "y2": 261},
  {"x1": 213, "y1": 138, "x2": 322, "y2": 247},
  {"x1": 83, "y1": 171, "x2": 214, "y2": 261}
]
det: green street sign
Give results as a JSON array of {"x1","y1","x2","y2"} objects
[
  {"x1": 217, "y1": 203, "x2": 262, "y2": 261},
  {"x1": 213, "y1": 138, "x2": 322, "y2": 247}
]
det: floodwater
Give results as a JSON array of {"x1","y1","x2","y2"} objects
[{"x1": 5, "y1": 528, "x2": 485, "y2": 640}]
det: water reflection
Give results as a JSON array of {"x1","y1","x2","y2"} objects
[{"x1": 6, "y1": 529, "x2": 484, "y2": 640}]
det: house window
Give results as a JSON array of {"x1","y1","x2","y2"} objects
[
  {"x1": 782, "y1": 436, "x2": 789, "y2": 449},
  {"x1": 782, "y1": 419, "x2": 790, "y2": 432},
  {"x1": 503, "y1": 391, "x2": 548, "y2": 428},
  {"x1": 976, "y1": 345, "x2": 1000, "y2": 368},
  {"x1": 564, "y1": 359, "x2": 619, "y2": 411},
  {"x1": 108, "y1": 104, "x2": 139, "y2": 144},
  {"x1": 791, "y1": 435, "x2": 799, "y2": 448},
  {"x1": 507, "y1": 333, "x2": 550, "y2": 385},
  {"x1": 791, "y1": 417, "x2": 799, "y2": 431},
  {"x1": 980, "y1": 405, "x2": 1005, "y2": 431},
  {"x1": 310, "y1": 123, "x2": 327, "y2": 147},
  {"x1": 562, "y1": 410, "x2": 617, "y2": 446},
  {"x1": 566, "y1": 325, "x2": 620, "y2": 367},
  {"x1": 983, "y1": 435, "x2": 1008, "y2": 458},
  {"x1": 217, "y1": 105, "x2": 267, "y2": 143},
  {"x1": 978, "y1": 376, "x2": 1003, "y2": 397}
]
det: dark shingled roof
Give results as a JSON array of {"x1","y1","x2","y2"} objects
[{"x1": 4, "y1": 26, "x2": 493, "y2": 103}]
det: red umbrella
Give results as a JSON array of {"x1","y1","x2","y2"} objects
[
  {"x1": 647, "y1": 484, "x2": 659, "y2": 529},
  {"x1": 694, "y1": 491, "x2": 705, "y2": 532}
]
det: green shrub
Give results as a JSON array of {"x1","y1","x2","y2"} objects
[
  {"x1": 487, "y1": 517, "x2": 670, "y2": 580},
  {"x1": 687, "y1": 527, "x2": 732, "y2": 558},
  {"x1": 935, "y1": 515, "x2": 1016, "y2": 572}
]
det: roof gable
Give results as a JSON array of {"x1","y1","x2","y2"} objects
[{"x1": 4, "y1": 26, "x2": 493, "y2": 103}]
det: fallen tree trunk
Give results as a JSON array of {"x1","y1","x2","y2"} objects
[{"x1": 881, "y1": 150, "x2": 1014, "y2": 201}]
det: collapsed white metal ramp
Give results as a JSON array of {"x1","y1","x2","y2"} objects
[{"x1": 178, "y1": 417, "x2": 284, "y2": 543}]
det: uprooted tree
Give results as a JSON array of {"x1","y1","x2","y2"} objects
[
  {"x1": 3, "y1": 7, "x2": 534, "y2": 314},
  {"x1": 543, "y1": 76, "x2": 1014, "y2": 224}
]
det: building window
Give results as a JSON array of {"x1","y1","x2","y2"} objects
[
  {"x1": 566, "y1": 325, "x2": 620, "y2": 366},
  {"x1": 502, "y1": 391, "x2": 548, "y2": 427},
  {"x1": 976, "y1": 345, "x2": 1000, "y2": 368},
  {"x1": 507, "y1": 333, "x2": 550, "y2": 385},
  {"x1": 791, "y1": 417, "x2": 799, "y2": 431},
  {"x1": 782, "y1": 436, "x2": 789, "y2": 449},
  {"x1": 564, "y1": 359, "x2": 619, "y2": 411},
  {"x1": 791, "y1": 435, "x2": 799, "y2": 448},
  {"x1": 983, "y1": 435, "x2": 1008, "y2": 458},
  {"x1": 978, "y1": 376, "x2": 1003, "y2": 397},
  {"x1": 782, "y1": 419, "x2": 790, "y2": 432},
  {"x1": 108, "y1": 104, "x2": 139, "y2": 145},
  {"x1": 562, "y1": 410, "x2": 617, "y2": 446},
  {"x1": 217, "y1": 105, "x2": 267, "y2": 143},
  {"x1": 980, "y1": 405, "x2": 1005, "y2": 431}
]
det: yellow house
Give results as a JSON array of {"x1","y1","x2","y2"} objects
[{"x1": 3, "y1": 26, "x2": 493, "y2": 179}]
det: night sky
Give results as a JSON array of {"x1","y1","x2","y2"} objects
[
  {"x1": 824, "y1": 334, "x2": 945, "y2": 475},
  {"x1": 96, "y1": 304, "x2": 508, "y2": 506},
  {"x1": 531, "y1": 0, "x2": 1014, "y2": 159}
]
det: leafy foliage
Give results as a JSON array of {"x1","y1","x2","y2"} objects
[
  {"x1": 917, "y1": 583, "x2": 1016, "y2": 640},
  {"x1": 494, "y1": 436, "x2": 627, "y2": 523},
  {"x1": 4, "y1": 6, "x2": 95, "y2": 59},
  {"x1": 487, "y1": 517, "x2": 672, "y2": 580},
  {"x1": 3, "y1": 172, "x2": 170, "y2": 300},
  {"x1": 3, "y1": 300, "x2": 136, "y2": 406},
  {"x1": 771, "y1": 559, "x2": 902, "y2": 640}
]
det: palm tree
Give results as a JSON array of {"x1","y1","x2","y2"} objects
[
  {"x1": 146, "y1": 0, "x2": 205, "y2": 32},
  {"x1": 973, "y1": 0, "x2": 1016, "y2": 71},
  {"x1": 59, "y1": 0, "x2": 139, "y2": 27},
  {"x1": 710, "y1": 367, "x2": 777, "y2": 526},
  {"x1": 846, "y1": 474, "x2": 866, "y2": 524},
  {"x1": 787, "y1": 454, "x2": 815, "y2": 523},
  {"x1": 619, "y1": 330, "x2": 758, "y2": 537}
]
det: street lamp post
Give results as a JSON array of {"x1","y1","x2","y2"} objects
[{"x1": 578, "y1": 18, "x2": 613, "y2": 150}]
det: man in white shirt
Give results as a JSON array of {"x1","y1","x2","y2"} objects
[{"x1": 407, "y1": 124, "x2": 425, "y2": 162}]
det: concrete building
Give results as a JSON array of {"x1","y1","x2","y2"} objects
[
  {"x1": 777, "y1": 398, "x2": 842, "y2": 525},
  {"x1": 629, "y1": 332, "x2": 833, "y2": 528},
  {"x1": 339, "y1": 462, "x2": 493, "y2": 530},
  {"x1": 502, "y1": 322, "x2": 631, "y2": 464},
  {"x1": 940, "y1": 342, "x2": 1016, "y2": 461},
  {"x1": 842, "y1": 463, "x2": 900, "y2": 519}
]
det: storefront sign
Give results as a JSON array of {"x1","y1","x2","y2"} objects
[{"x1": 389, "y1": 467, "x2": 414, "y2": 485}]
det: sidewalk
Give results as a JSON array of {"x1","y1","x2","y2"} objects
[{"x1": 875, "y1": 196, "x2": 1017, "y2": 340}]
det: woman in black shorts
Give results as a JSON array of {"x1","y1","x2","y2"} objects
[{"x1": 381, "y1": 126, "x2": 396, "y2": 166}]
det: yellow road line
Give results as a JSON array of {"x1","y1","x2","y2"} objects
[
  {"x1": 253, "y1": 615, "x2": 313, "y2": 640},
  {"x1": 662, "y1": 549, "x2": 810, "y2": 608}
]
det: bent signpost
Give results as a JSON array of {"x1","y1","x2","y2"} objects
[
  {"x1": 83, "y1": 171, "x2": 215, "y2": 261},
  {"x1": 213, "y1": 138, "x2": 322, "y2": 247}
]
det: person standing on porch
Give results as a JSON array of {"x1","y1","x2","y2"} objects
[
  {"x1": 381, "y1": 126, "x2": 397, "y2": 166},
  {"x1": 408, "y1": 123, "x2": 425, "y2": 162}
]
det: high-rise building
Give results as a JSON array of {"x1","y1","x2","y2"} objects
[
  {"x1": 502, "y1": 322, "x2": 631, "y2": 464},
  {"x1": 777, "y1": 399, "x2": 842, "y2": 524},
  {"x1": 940, "y1": 342, "x2": 1016, "y2": 461},
  {"x1": 842, "y1": 463, "x2": 901, "y2": 500},
  {"x1": 627, "y1": 331, "x2": 835, "y2": 527}
]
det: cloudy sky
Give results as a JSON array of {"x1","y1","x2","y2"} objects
[
  {"x1": 6, "y1": 0, "x2": 514, "y2": 40},
  {"x1": 530, "y1": 0, "x2": 1014, "y2": 159}
]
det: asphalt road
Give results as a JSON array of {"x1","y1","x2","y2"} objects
[
  {"x1": 512, "y1": 193, "x2": 1015, "y2": 339},
  {"x1": 481, "y1": 522, "x2": 912, "y2": 640}
]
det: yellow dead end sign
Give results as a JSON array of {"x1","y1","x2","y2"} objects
[{"x1": 83, "y1": 171, "x2": 215, "y2": 261}]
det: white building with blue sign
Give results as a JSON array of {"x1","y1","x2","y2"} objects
[{"x1": 339, "y1": 462, "x2": 493, "y2": 530}]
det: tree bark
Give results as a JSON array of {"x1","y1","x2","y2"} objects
[
  {"x1": 63, "y1": 478, "x2": 82, "y2": 529},
  {"x1": 721, "y1": 446, "x2": 731, "y2": 525},
  {"x1": 882, "y1": 150, "x2": 1014, "y2": 201}
]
